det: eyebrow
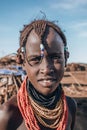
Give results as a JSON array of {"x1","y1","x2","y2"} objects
[
  {"x1": 27, "y1": 52, "x2": 63, "y2": 57},
  {"x1": 48, "y1": 52, "x2": 63, "y2": 56},
  {"x1": 27, "y1": 55, "x2": 41, "y2": 58}
]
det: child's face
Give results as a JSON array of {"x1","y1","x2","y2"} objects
[{"x1": 24, "y1": 27, "x2": 65, "y2": 96}]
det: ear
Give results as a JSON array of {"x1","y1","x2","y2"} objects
[
  {"x1": 65, "y1": 51, "x2": 69, "y2": 67},
  {"x1": 16, "y1": 52, "x2": 25, "y2": 64}
]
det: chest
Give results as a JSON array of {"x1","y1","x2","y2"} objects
[
  {"x1": 16, "y1": 111, "x2": 72, "y2": 130},
  {"x1": 16, "y1": 121, "x2": 27, "y2": 130}
]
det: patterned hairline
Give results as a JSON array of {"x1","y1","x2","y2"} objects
[{"x1": 19, "y1": 20, "x2": 67, "y2": 53}]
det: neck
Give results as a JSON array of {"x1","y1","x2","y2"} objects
[{"x1": 27, "y1": 80, "x2": 62, "y2": 109}]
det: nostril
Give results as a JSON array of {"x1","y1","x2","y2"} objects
[
  {"x1": 50, "y1": 69, "x2": 54, "y2": 73},
  {"x1": 40, "y1": 67, "x2": 54, "y2": 75}
]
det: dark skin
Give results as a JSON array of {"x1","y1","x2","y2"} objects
[{"x1": 0, "y1": 27, "x2": 77, "y2": 130}]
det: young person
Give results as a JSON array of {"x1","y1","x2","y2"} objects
[{"x1": 0, "y1": 19, "x2": 76, "y2": 130}]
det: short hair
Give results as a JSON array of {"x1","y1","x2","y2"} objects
[
  {"x1": 19, "y1": 20, "x2": 67, "y2": 51},
  {"x1": 17, "y1": 20, "x2": 68, "y2": 64}
]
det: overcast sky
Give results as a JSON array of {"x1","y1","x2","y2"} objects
[{"x1": 0, "y1": 0, "x2": 87, "y2": 63}]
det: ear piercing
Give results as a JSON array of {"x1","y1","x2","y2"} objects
[
  {"x1": 64, "y1": 46, "x2": 68, "y2": 51},
  {"x1": 50, "y1": 69, "x2": 54, "y2": 73},
  {"x1": 21, "y1": 47, "x2": 25, "y2": 53}
]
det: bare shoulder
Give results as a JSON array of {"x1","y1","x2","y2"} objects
[
  {"x1": 66, "y1": 96, "x2": 77, "y2": 130},
  {"x1": 66, "y1": 96, "x2": 77, "y2": 113},
  {"x1": 0, "y1": 95, "x2": 23, "y2": 130},
  {"x1": 0, "y1": 95, "x2": 18, "y2": 117}
]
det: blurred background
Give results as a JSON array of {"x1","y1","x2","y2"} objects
[{"x1": 0, "y1": 0, "x2": 87, "y2": 129}]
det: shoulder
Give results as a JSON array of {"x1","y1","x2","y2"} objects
[
  {"x1": 0, "y1": 95, "x2": 18, "y2": 116},
  {"x1": 66, "y1": 96, "x2": 77, "y2": 130},
  {"x1": 0, "y1": 95, "x2": 23, "y2": 130},
  {"x1": 66, "y1": 96, "x2": 77, "y2": 114}
]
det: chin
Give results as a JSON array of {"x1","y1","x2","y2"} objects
[{"x1": 38, "y1": 86, "x2": 57, "y2": 96}]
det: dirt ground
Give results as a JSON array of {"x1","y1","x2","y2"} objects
[{"x1": 62, "y1": 71, "x2": 87, "y2": 98}]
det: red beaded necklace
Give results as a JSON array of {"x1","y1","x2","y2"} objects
[{"x1": 17, "y1": 77, "x2": 68, "y2": 130}]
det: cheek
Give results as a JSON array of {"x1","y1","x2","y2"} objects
[
  {"x1": 55, "y1": 65, "x2": 64, "y2": 73},
  {"x1": 55, "y1": 63, "x2": 65, "y2": 79},
  {"x1": 24, "y1": 63, "x2": 38, "y2": 82},
  {"x1": 55, "y1": 57, "x2": 65, "y2": 70}
]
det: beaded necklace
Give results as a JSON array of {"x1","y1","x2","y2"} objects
[
  {"x1": 17, "y1": 77, "x2": 68, "y2": 130},
  {"x1": 27, "y1": 80, "x2": 62, "y2": 109}
]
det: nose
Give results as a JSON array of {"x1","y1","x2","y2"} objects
[{"x1": 39, "y1": 57, "x2": 54, "y2": 74}]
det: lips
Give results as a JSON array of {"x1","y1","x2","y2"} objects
[
  {"x1": 38, "y1": 76, "x2": 56, "y2": 81},
  {"x1": 38, "y1": 77, "x2": 57, "y2": 87}
]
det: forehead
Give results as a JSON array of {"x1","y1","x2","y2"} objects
[{"x1": 25, "y1": 27, "x2": 64, "y2": 55}]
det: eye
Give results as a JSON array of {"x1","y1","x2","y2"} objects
[
  {"x1": 53, "y1": 55, "x2": 61, "y2": 59},
  {"x1": 27, "y1": 56, "x2": 42, "y2": 66},
  {"x1": 50, "y1": 54, "x2": 62, "y2": 59},
  {"x1": 49, "y1": 53, "x2": 63, "y2": 63}
]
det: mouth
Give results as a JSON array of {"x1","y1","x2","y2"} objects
[
  {"x1": 38, "y1": 78, "x2": 57, "y2": 87},
  {"x1": 38, "y1": 77, "x2": 56, "y2": 81}
]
